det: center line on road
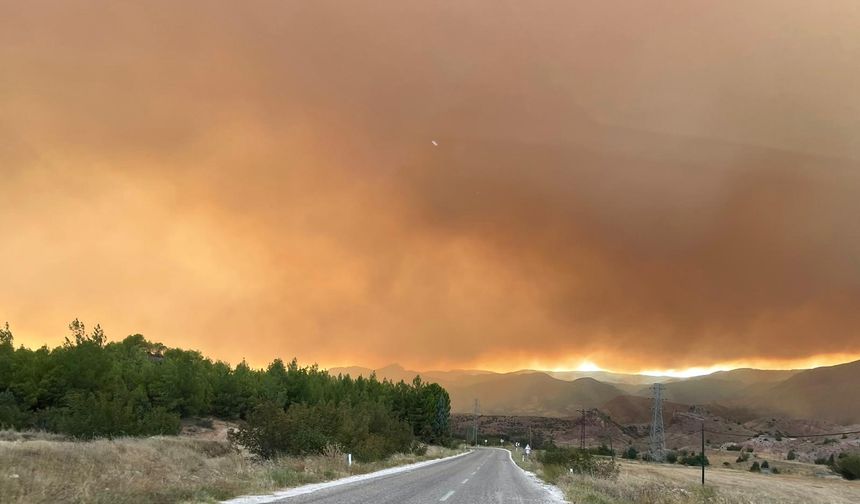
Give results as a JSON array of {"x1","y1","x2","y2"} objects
[
  {"x1": 440, "y1": 490, "x2": 455, "y2": 501},
  {"x1": 462, "y1": 478, "x2": 469, "y2": 484},
  {"x1": 470, "y1": 471, "x2": 476, "y2": 476}
]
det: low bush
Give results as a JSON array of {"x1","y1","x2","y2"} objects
[
  {"x1": 834, "y1": 453, "x2": 860, "y2": 480},
  {"x1": 678, "y1": 453, "x2": 709, "y2": 466},
  {"x1": 589, "y1": 444, "x2": 615, "y2": 457},
  {"x1": 622, "y1": 446, "x2": 639, "y2": 460},
  {"x1": 538, "y1": 447, "x2": 619, "y2": 479}
]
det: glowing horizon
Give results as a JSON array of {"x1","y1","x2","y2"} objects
[{"x1": 317, "y1": 352, "x2": 860, "y2": 378}]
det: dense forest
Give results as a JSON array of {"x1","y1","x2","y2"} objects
[{"x1": 0, "y1": 321, "x2": 451, "y2": 460}]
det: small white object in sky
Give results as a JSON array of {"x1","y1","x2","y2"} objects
[{"x1": 431, "y1": 140, "x2": 438, "y2": 146}]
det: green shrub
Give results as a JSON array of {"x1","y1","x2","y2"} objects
[
  {"x1": 736, "y1": 452, "x2": 749, "y2": 463},
  {"x1": 539, "y1": 447, "x2": 584, "y2": 466},
  {"x1": 538, "y1": 447, "x2": 618, "y2": 479},
  {"x1": 761, "y1": 460, "x2": 769, "y2": 469},
  {"x1": 622, "y1": 446, "x2": 638, "y2": 460},
  {"x1": 786, "y1": 450, "x2": 796, "y2": 460},
  {"x1": 590, "y1": 444, "x2": 615, "y2": 457},
  {"x1": 665, "y1": 451, "x2": 678, "y2": 464},
  {"x1": 750, "y1": 461, "x2": 761, "y2": 472},
  {"x1": 679, "y1": 453, "x2": 709, "y2": 466},
  {"x1": 834, "y1": 454, "x2": 860, "y2": 480}
]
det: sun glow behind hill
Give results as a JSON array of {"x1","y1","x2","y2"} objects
[
  {"x1": 561, "y1": 360, "x2": 729, "y2": 378},
  {"x1": 467, "y1": 352, "x2": 860, "y2": 379},
  {"x1": 575, "y1": 361, "x2": 603, "y2": 372}
]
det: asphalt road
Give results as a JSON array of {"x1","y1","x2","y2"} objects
[{"x1": 273, "y1": 448, "x2": 562, "y2": 504}]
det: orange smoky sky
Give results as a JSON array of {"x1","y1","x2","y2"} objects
[{"x1": 2, "y1": 1, "x2": 860, "y2": 373}]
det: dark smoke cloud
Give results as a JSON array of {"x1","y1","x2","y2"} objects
[{"x1": 2, "y1": 1, "x2": 859, "y2": 371}]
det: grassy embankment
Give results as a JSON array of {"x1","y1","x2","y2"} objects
[
  {"x1": 509, "y1": 448, "x2": 860, "y2": 504},
  {"x1": 0, "y1": 430, "x2": 463, "y2": 504}
]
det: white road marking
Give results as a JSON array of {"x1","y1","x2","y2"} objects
[
  {"x1": 440, "y1": 490, "x2": 455, "y2": 501},
  {"x1": 470, "y1": 471, "x2": 476, "y2": 476},
  {"x1": 462, "y1": 478, "x2": 469, "y2": 484}
]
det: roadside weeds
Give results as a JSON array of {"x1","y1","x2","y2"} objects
[{"x1": 0, "y1": 430, "x2": 463, "y2": 504}]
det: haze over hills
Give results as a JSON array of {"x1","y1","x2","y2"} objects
[
  {"x1": 329, "y1": 360, "x2": 860, "y2": 424},
  {"x1": 741, "y1": 360, "x2": 860, "y2": 425}
]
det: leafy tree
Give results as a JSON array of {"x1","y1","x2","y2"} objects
[
  {"x1": 0, "y1": 322, "x2": 12, "y2": 346},
  {"x1": 0, "y1": 320, "x2": 451, "y2": 456}
]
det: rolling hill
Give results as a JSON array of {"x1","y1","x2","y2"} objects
[
  {"x1": 743, "y1": 360, "x2": 860, "y2": 424},
  {"x1": 448, "y1": 374, "x2": 626, "y2": 417},
  {"x1": 328, "y1": 360, "x2": 860, "y2": 424}
]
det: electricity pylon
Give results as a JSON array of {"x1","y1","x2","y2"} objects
[
  {"x1": 578, "y1": 408, "x2": 588, "y2": 449},
  {"x1": 649, "y1": 383, "x2": 666, "y2": 462}
]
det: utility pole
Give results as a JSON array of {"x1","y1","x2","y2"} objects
[
  {"x1": 528, "y1": 426, "x2": 532, "y2": 448},
  {"x1": 701, "y1": 422, "x2": 705, "y2": 485},
  {"x1": 473, "y1": 399, "x2": 480, "y2": 447},
  {"x1": 649, "y1": 383, "x2": 665, "y2": 462},
  {"x1": 578, "y1": 409, "x2": 587, "y2": 450}
]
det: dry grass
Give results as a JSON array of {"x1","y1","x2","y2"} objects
[
  {"x1": 0, "y1": 430, "x2": 462, "y2": 504},
  {"x1": 511, "y1": 449, "x2": 860, "y2": 504}
]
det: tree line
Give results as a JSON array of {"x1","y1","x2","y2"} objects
[{"x1": 0, "y1": 321, "x2": 451, "y2": 460}]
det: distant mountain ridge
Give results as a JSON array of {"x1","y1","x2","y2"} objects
[{"x1": 327, "y1": 360, "x2": 860, "y2": 424}]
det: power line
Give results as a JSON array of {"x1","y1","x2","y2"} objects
[{"x1": 701, "y1": 428, "x2": 860, "y2": 439}]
